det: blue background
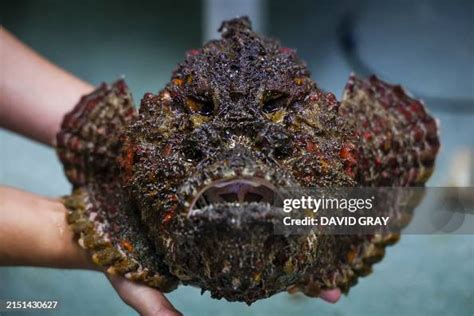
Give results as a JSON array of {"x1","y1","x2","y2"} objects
[{"x1": 1, "y1": 0, "x2": 473, "y2": 315}]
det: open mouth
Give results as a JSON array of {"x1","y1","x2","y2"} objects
[{"x1": 190, "y1": 177, "x2": 283, "y2": 211}]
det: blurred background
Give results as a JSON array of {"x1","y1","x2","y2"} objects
[{"x1": 1, "y1": 0, "x2": 473, "y2": 315}]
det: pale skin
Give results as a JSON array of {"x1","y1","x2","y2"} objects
[{"x1": 0, "y1": 27, "x2": 341, "y2": 315}]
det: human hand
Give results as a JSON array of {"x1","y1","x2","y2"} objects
[
  {"x1": 318, "y1": 288, "x2": 341, "y2": 303},
  {"x1": 0, "y1": 186, "x2": 181, "y2": 316},
  {"x1": 107, "y1": 274, "x2": 181, "y2": 316}
]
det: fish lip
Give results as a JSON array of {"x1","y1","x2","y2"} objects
[
  {"x1": 187, "y1": 176, "x2": 285, "y2": 215},
  {"x1": 187, "y1": 201, "x2": 284, "y2": 227}
]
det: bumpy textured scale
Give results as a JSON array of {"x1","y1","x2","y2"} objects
[{"x1": 57, "y1": 17, "x2": 440, "y2": 304}]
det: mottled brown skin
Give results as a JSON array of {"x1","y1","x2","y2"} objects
[{"x1": 57, "y1": 17, "x2": 440, "y2": 304}]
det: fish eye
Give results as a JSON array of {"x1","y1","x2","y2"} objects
[
  {"x1": 186, "y1": 96, "x2": 215, "y2": 116},
  {"x1": 261, "y1": 92, "x2": 289, "y2": 114}
]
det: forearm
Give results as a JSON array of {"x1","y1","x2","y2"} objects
[
  {"x1": 0, "y1": 186, "x2": 94, "y2": 270},
  {"x1": 0, "y1": 27, "x2": 94, "y2": 146}
]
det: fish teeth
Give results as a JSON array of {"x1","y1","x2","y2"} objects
[
  {"x1": 242, "y1": 168, "x2": 253, "y2": 176},
  {"x1": 223, "y1": 170, "x2": 236, "y2": 178}
]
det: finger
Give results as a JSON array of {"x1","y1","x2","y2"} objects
[
  {"x1": 319, "y1": 288, "x2": 341, "y2": 303},
  {"x1": 108, "y1": 274, "x2": 182, "y2": 316}
]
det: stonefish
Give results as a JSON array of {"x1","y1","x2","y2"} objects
[{"x1": 57, "y1": 17, "x2": 439, "y2": 304}]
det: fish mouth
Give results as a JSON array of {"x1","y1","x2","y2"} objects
[{"x1": 189, "y1": 177, "x2": 284, "y2": 212}]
